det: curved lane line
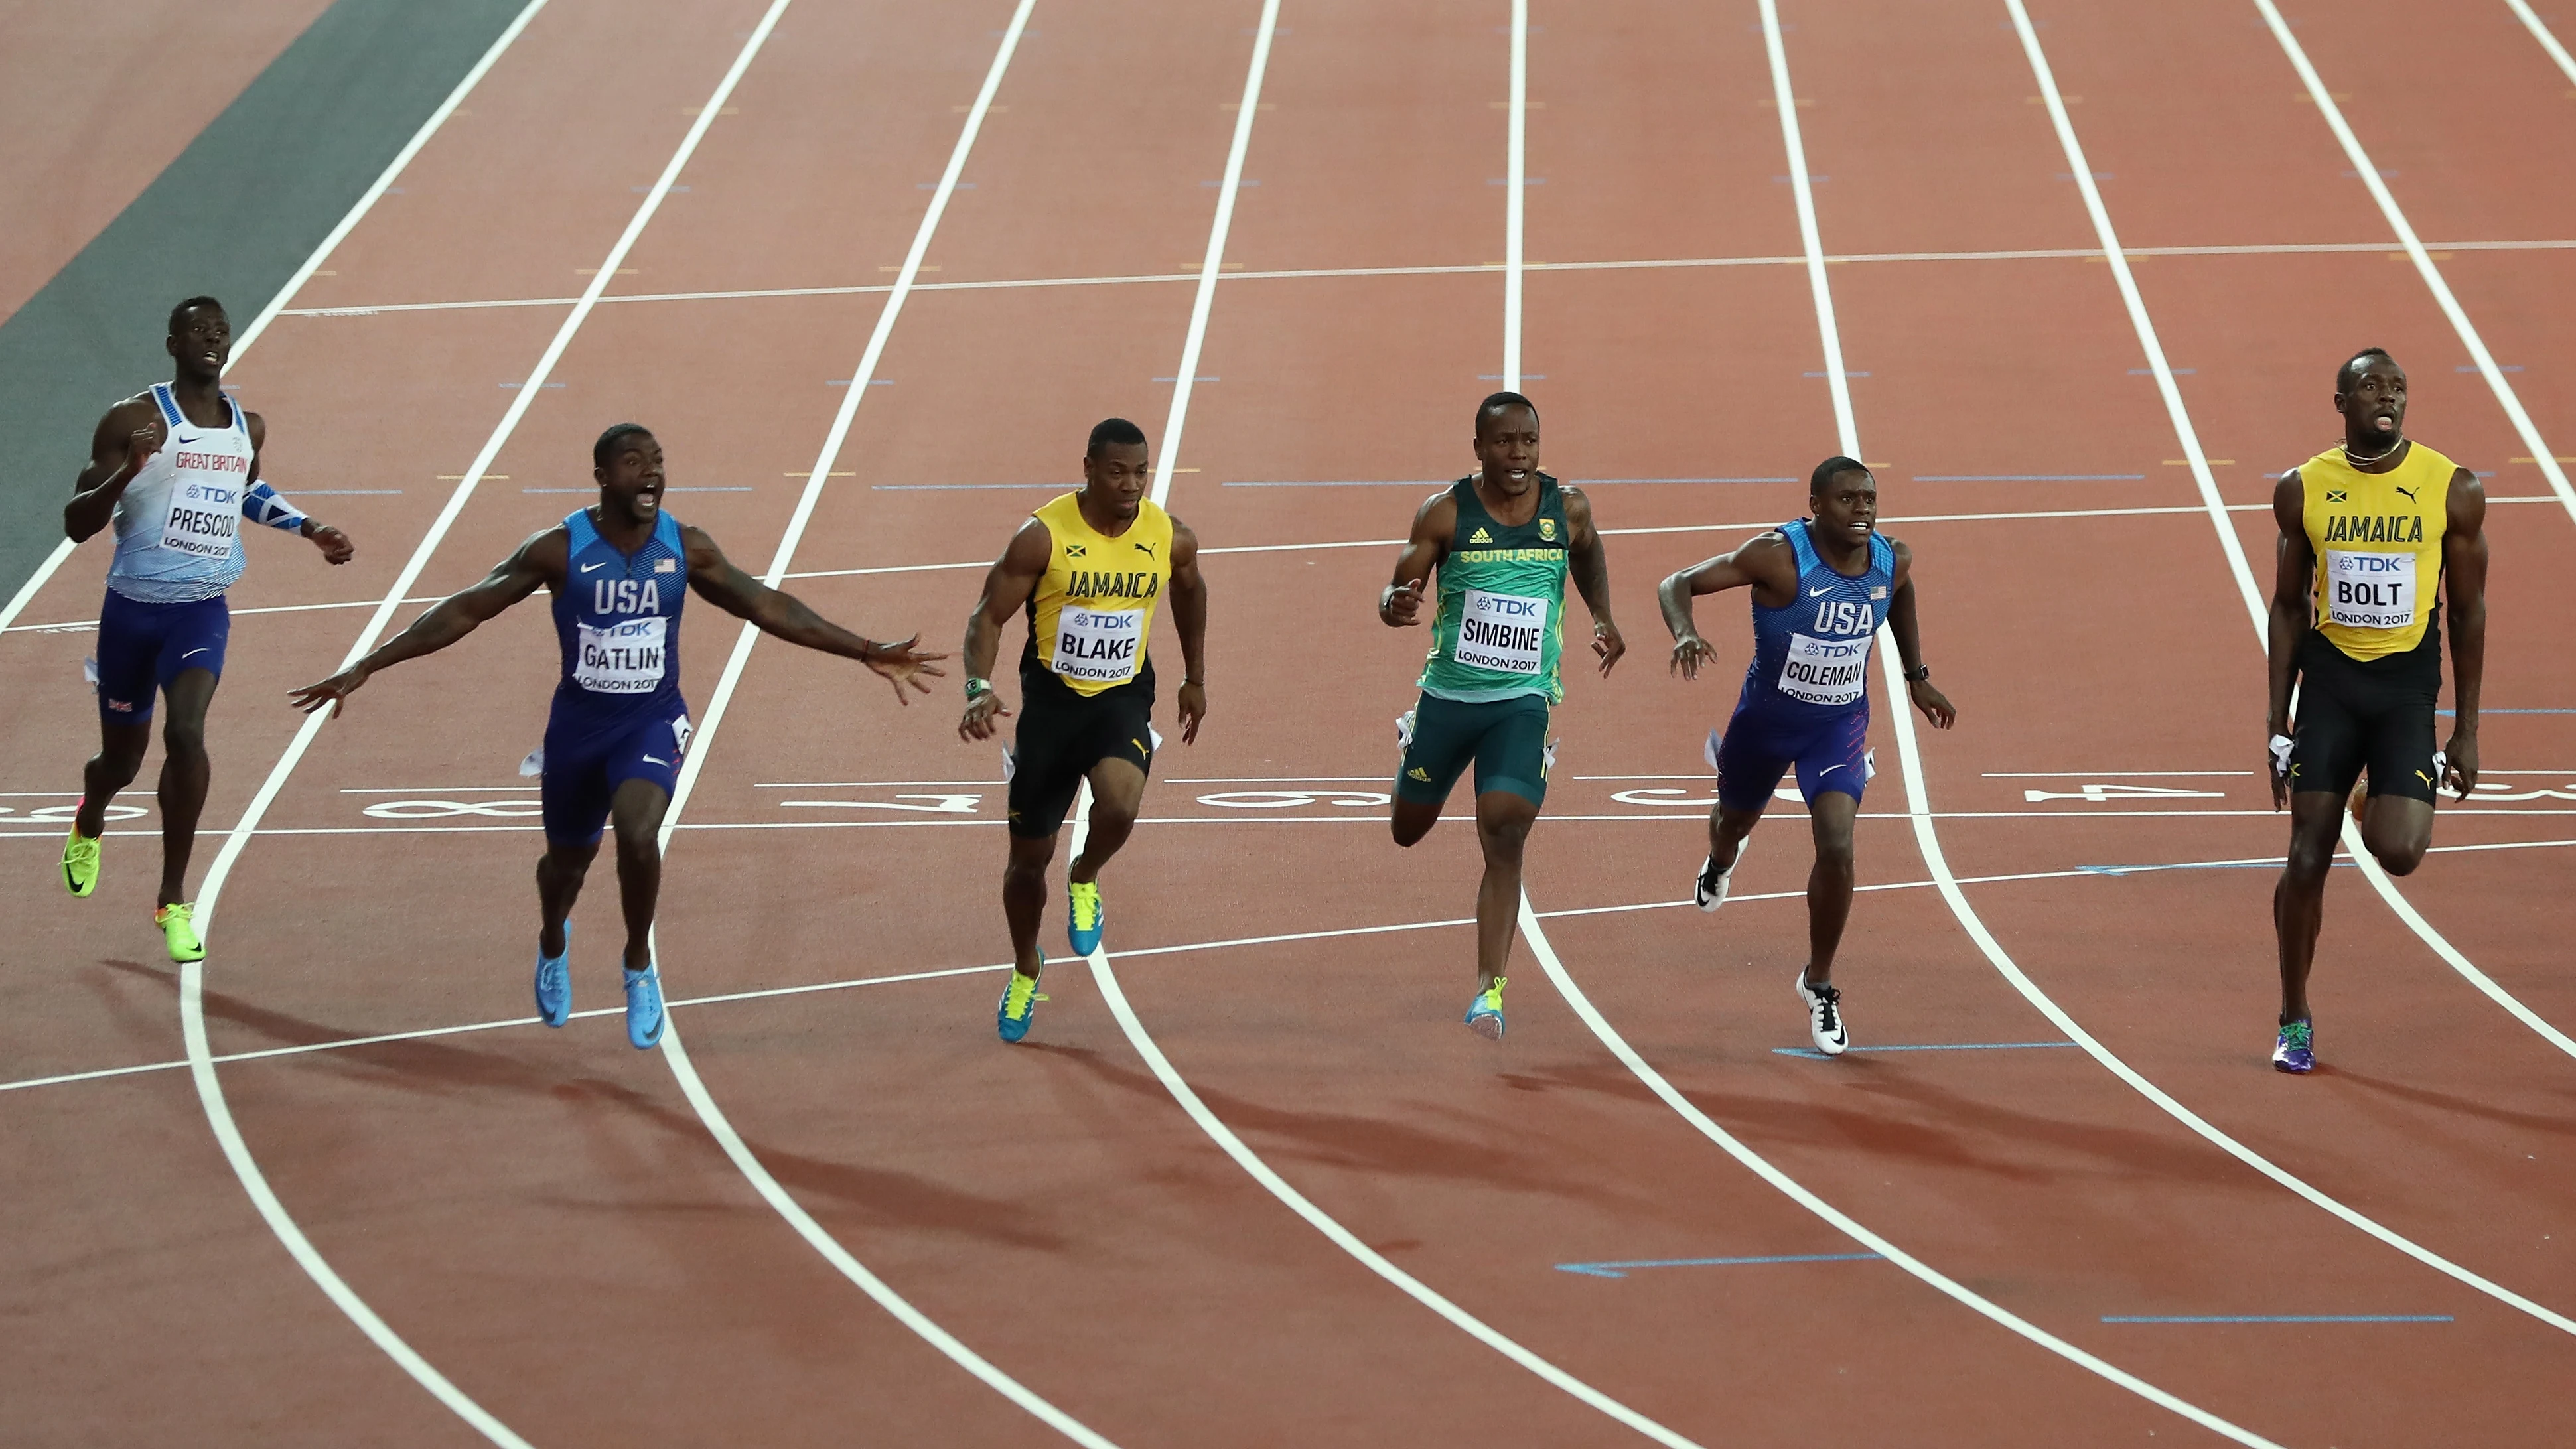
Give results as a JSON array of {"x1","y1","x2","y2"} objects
[
  {"x1": 634, "y1": 5, "x2": 1119, "y2": 1444},
  {"x1": 2247, "y1": 0, "x2": 2576, "y2": 521},
  {"x1": 2005, "y1": 0, "x2": 2576, "y2": 1060},
  {"x1": 1747, "y1": 0, "x2": 2576, "y2": 1343}
]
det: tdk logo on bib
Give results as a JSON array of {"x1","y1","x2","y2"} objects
[
  {"x1": 1454, "y1": 588, "x2": 1549, "y2": 675},
  {"x1": 1779, "y1": 634, "x2": 1869, "y2": 706}
]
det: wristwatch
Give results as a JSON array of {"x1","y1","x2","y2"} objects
[{"x1": 1903, "y1": 665, "x2": 1931, "y2": 683}]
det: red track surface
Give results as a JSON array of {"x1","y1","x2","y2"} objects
[{"x1": 5, "y1": 1, "x2": 2570, "y2": 1445}]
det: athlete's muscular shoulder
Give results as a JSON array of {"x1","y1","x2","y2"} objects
[
  {"x1": 1559, "y1": 484, "x2": 1597, "y2": 539},
  {"x1": 1885, "y1": 534, "x2": 1914, "y2": 589},
  {"x1": 514, "y1": 524, "x2": 573, "y2": 588}
]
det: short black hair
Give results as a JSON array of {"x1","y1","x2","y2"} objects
[
  {"x1": 1810, "y1": 455, "x2": 1872, "y2": 495},
  {"x1": 593, "y1": 422, "x2": 654, "y2": 471},
  {"x1": 1474, "y1": 391, "x2": 1539, "y2": 438},
  {"x1": 1087, "y1": 417, "x2": 1148, "y2": 456},
  {"x1": 2336, "y1": 347, "x2": 2398, "y2": 393},
  {"x1": 168, "y1": 295, "x2": 224, "y2": 334}
]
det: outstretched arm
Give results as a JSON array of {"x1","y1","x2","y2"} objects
[
  {"x1": 1563, "y1": 486, "x2": 1624, "y2": 676},
  {"x1": 1167, "y1": 518, "x2": 1209, "y2": 744},
  {"x1": 960, "y1": 519, "x2": 1052, "y2": 741},
  {"x1": 1658, "y1": 531, "x2": 1789, "y2": 679},
  {"x1": 288, "y1": 527, "x2": 559, "y2": 717},
  {"x1": 2265, "y1": 470, "x2": 2315, "y2": 809},
  {"x1": 1883, "y1": 540, "x2": 1954, "y2": 728},
  {"x1": 64, "y1": 399, "x2": 162, "y2": 543},
  {"x1": 2440, "y1": 466, "x2": 2488, "y2": 799},
  {"x1": 683, "y1": 525, "x2": 945, "y2": 705},
  {"x1": 1378, "y1": 490, "x2": 1453, "y2": 628}
]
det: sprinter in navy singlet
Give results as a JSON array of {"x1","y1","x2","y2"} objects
[
  {"x1": 1657, "y1": 456, "x2": 1956, "y2": 1056},
  {"x1": 293, "y1": 425, "x2": 946, "y2": 1050}
]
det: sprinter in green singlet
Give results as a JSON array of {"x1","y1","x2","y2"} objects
[{"x1": 1380, "y1": 391, "x2": 1624, "y2": 1040}]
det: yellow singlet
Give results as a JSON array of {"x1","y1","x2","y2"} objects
[
  {"x1": 1024, "y1": 490, "x2": 1174, "y2": 696},
  {"x1": 2299, "y1": 440, "x2": 2453, "y2": 661}
]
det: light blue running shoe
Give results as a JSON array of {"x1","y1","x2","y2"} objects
[
  {"x1": 624, "y1": 964, "x2": 666, "y2": 1050},
  {"x1": 534, "y1": 923, "x2": 571, "y2": 1028},
  {"x1": 1465, "y1": 975, "x2": 1507, "y2": 1041},
  {"x1": 997, "y1": 967, "x2": 1047, "y2": 1044},
  {"x1": 1066, "y1": 879, "x2": 1105, "y2": 956}
]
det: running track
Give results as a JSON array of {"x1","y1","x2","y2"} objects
[{"x1": 4, "y1": 1, "x2": 2571, "y2": 1444}]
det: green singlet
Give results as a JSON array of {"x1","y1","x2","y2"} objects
[{"x1": 1417, "y1": 472, "x2": 1571, "y2": 705}]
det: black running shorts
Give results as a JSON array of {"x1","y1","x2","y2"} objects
[
  {"x1": 2287, "y1": 628, "x2": 2442, "y2": 804},
  {"x1": 1006, "y1": 669, "x2": 1155, "y2": 839}
]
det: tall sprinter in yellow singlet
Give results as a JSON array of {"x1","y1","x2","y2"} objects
[
  {"x1": 960, "y1": 418, "x2": 1208, "y2": 1043},
  {"x1": 2265, "y1": 348, "x2": 2488, "y2": 1074}
]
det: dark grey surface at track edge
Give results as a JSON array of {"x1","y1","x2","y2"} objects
[{"x1": 1, "y1": 0, "x2": 528, "y2": 604}]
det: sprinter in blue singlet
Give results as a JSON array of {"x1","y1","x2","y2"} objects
[
  {"x1": 1657, "y1": 456, "x2": 1956, "y2": 1056},
  {"x1": 57, "y1": 295, "x2": 355, "y2": 965},
  {"x1": 291, "y1": 425, "x2": 946, "y2": 1050}
]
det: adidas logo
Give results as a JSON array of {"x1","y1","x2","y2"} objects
[
  {"x1": 1407, "y1": 766, "x2": 1432, "y2": 782},
  {"x1": 1467, "y1": 527, "x2": 1492, "y2": 544}
]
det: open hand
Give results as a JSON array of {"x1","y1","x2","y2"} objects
[
  {"x1": 289, "y1": 664, "x2": 372, "y2": 719},
  {"x1": 863, "y1": 634, "x2": 947, "y2": 705},
  {"x1": 1670, "y1": 633, "x2": 1716, "y2": 680}
]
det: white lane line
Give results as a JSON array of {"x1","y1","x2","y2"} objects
[
  {"x1": 632, "y1": 7, "x2": 1113, "y2": 1444},
  {"x1": 19, "y1": 833, "x2": 2576, "y2": 1099},
  {"x1": 148, "y1": 1, "x2": 565, "y2": 1442},
  {"x1": 2252, "y1": 0, "x2": 2576, "y2": 523},
  {"x1": 0, "y1": 0, "x2": 554, "y2": 637},
  {"x1": 2007, "y1": 0, "x2": 2576, "y2": 1061},
  {"x1": 257, "y1": 238, "x2": 2576, "y2": 320},
  {"x1": 1148, "y1": 0, "x2": 1277, "y2": 504},
  {"x1": 1079, "y1": 6, "x2": 1695, "y2": 1439},
  {"x1": 1519, "y1": 899, "x2": 2283, "y2": 1448},
  {"x1": 2506, "y1": 0, "x2": 2576, "y2": 84},
  {"x1": 1731, "y1": 0, "x2": 2576, "y2": 1344}
]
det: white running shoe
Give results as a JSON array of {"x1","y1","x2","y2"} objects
[
  {"x1": 1694, "y1": 839, "x2": 1749, "y2": 912},
  {"x1": 1795, "y1": 969, "x2": 1848, "y2": 1056}
]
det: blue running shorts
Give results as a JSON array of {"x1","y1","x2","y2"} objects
[
  {"x1": 94, "y1": 589, "x2": 230, "y2": 724},
  {"x1": 539, "y1": 700, "x2": 693, "y2": 846},
  {"x1": 1711, "y1": 701, "x2": 1873, "y2": 813}
]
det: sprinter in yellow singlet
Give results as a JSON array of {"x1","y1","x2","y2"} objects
[
  {"x1": 2265, "y1": 348, "x2": 2488, "y2": 1074},
  {"x1": 959, "y1": 418, "x2": 1209, "y2": 1043}
]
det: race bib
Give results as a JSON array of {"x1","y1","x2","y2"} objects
[
  {"x1": 575, "y1": 616, "x2": 668, "y2": 693},
  {"x1": 1451, "y1": 588, "x2": 1549, "y2": 675},
  {"x1": 1777, "y1": 632, "x2": 1870, "y2": 706},
  {"x1": 159, "y1": 476, "x2": 242, "y2": 559},
  {"x1": 1052, "y1": 605, "x2": 1143, "y2": 685},
  {"x1": 2323, "y1": 550, "x2": 2415, "y2": 630}
]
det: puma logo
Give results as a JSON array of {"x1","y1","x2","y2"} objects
[
  {"x1": 1133, "y1": 540, "x2": 1157, "y2": 558},
  {"x1": 2415, "y1": 769, "x2": 2435, "y2": 786},
  {"x1": 2394, "y1": 484, "x2": 2420, "y2": 503}
]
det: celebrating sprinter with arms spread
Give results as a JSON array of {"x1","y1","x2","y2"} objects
[
  {"x1": 2265, "y1": 348, "x2": 2486, "y2": 1074},
  {"x1": 1380, "y1": 391, "x2": 1624, "y2": 1042},
  {"x1": 58, "y1": 295, "x2": 356, "y2": 961},
  {"x1": 959, "y1": 418, "x2": 1209, "y2": 1044},
  {"x1": 291, "y1": 425, "x2": 944, "y2": 1049},
  {"x1": 1660, "y1": 456, "x2": 1954, "y2": 1056}
]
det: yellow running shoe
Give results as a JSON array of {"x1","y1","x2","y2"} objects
[
  {"x1": 996, "y1": 968, "x2": 1047, "y2": 1043},
  {"x1": 156, "y1": 902, "x2": 205, "y2": 963},
  {"x1": 61, "y1": 828, "x2": 101, "y2": 898},
  {"x1": 1066, "y1": 879, "x2": 1105, "y2": 955},
  {"x1": 1465, "y1": 975, "x2": 1507, "y2": 1041}
]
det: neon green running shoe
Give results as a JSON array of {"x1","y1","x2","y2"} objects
[
  {"x1": 1465, "y1": 975, "x2": 1507, "y2": 1041},
  {"x1": 1066, "y1": 879, "x2": 1105, "y2": 955},
  {"x1": 156, "y1": 902, "x2": 205, "y2": 963},
  {"x1": 997, "y1": 968, "x2": 1047, "y2": 1044},
  {"x1": 61, "y1": 828, "x2": 100, "y2": 898}
]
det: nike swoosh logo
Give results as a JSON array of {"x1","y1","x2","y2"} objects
[
  {"x1": 642, "y1": 755, "x2": 668, "y2": 766},
  {"x1": 1808, "y1": 585, "x2": 1833, "y2": 597},
  {"x1": 580, "y1": 561, "x2": 607, "y2": 573},
  {"x1": 1818, "y1": 763, "x2": 1848, "y2": 776},
  {"x1": 181, "y1": 648, "x2": 210, "y2": 659}
]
